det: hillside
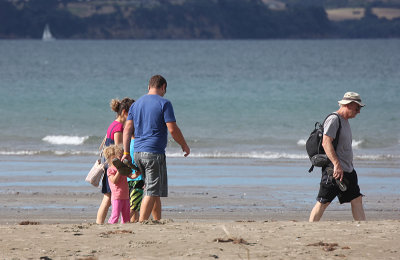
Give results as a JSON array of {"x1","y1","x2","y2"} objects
[{"x1": 1, "y1": 0, "x2": 400, "y2": 39}]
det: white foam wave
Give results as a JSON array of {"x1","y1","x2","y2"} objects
[
  {"x1": 355, "y1": 154, "x2": 400, "y2": 160},
  {"x1": 297, "y1": 138, "x2": 364, "y2": 149},
  {"x1": 297, "y1": 139, "x2": 307, "y2": 146},
  {"x1": 352, "y1": 139, "x2": 363, "y2": 149},
  {"x1": 166, "y1": 151, "x2": 307, "y2": 160},
  {"x1": 0, "y1": 150, "x2": 97, "y2": 156},
  {"x1": 42, "y1": 135, "x2": 89, "y2": 145},
  {"x1": 168, "y1": 150, "x2": 400, "y2": 161},
  {"x1": 0, "y1": 150, "x2": 39, "y2": 156},
  {"x1": 0, "y1": 149, "x2": 398, "y2": 161}
]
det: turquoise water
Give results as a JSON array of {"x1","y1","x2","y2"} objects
[
  {"x1": 1, "y1": 40, "x2": 399, "y2": 215},
  {"x1": 0, "y1": 39, "x2": 399, "y2": 162}
]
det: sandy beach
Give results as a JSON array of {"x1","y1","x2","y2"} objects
[
  {"x1": 1, "y1": 157, "x2": 399, "y2": 259},
  {"x1": 1, "y1": 219, "x2": 399, "y2": 259},
  {"x1": 1, "y1": 185, "x2": 400, "y2": 259}
]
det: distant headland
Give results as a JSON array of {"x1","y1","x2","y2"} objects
[{"x1": 1, "y1": 0, "x2": 400, "y2": 39}]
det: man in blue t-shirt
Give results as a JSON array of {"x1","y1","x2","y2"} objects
[{"x1": 122, "y1": 75, "x2": 190, "y2": 222}]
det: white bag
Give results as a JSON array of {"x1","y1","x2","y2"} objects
[
  {"x1": 86, "y1": 158, "x2": 105, "y2": 187},
  {"x1": 85, "y1": 135, "x2": 106, "y2": 187}
]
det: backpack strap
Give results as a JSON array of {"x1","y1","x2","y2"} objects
[{"x1": 322, "y1": 113, "x2": 341, "y2": 151}]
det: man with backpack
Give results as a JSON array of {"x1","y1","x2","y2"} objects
[{"x1": 309, "y1": 92, "x2": 366, "y2": 222}]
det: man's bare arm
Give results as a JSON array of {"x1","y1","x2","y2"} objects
[
  {"x1": 166, "y1": 122, "x2": 190, "y2": 157},
  {"x1": 122, "y1": 120, "x2": 134, "y2": 161},
  {"x1": 322, "y1": 134, "x2": 343, "y2": 181}
]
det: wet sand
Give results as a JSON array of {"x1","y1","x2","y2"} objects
[{"x1": 1, "y1": 185, "x2": 399, "y2": 225}]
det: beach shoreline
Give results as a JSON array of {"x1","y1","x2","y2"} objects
[
  {"x1": 1, "y1": 156, "x2": 399, "y2": 225},
  {"x1": 1, "y1": 185, "x2": 399, "y2": 225}
]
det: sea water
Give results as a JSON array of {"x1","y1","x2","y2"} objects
[{"x1": 0, "y1": 39, "x2": 399, "y2": 197}]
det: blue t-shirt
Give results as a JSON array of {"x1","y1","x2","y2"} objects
[{"x1": 127, "y1": 94, "x2": 176, "y2": 154}]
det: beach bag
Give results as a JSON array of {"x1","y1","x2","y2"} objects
[
  {"x1": 306, "y1": 113, "x2": 341, "y2": 173},
  {"x1": 86, "y1": 159, "x2": 105, "y2": 187},
  {"x1": 85, "y1": 136, "x2": 106, "y2": 187}
]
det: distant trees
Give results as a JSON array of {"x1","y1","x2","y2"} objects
[
  {"x1": 331, "y1": 4, "x2": 400, "y2": 38},
  {"x1": 334, "y1": 13, "x2": 400, "y2": 38},
  {"x1": 0, "y1": 0, "x2": 86, "y2": 38},
  {"x1": 121, "y1": 0, "x2": 333, "y2": 39},
  {"x1": 0, "y1": 0, "x2": 399, "y2": 39},
  {"x1": 0, "y1": 1, "x2": 21, "y2": 37}
]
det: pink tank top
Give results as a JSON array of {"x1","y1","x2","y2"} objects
[{"x1": 105, "y1": 121, "x2": 123, "y2": 146}]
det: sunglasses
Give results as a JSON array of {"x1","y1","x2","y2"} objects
[{"x1": 352, "y1": 103, "x2": 362, "y2": 112}]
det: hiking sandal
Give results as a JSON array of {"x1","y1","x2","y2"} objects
[
  {"x1": 326, "y1": 167, "x2": 348, "y2": 192},
  {"x1": 335, "y1": 178, "x2": 347, "y2": 192},
  {"x1": 112, "y1": 158, "x2": 133, "y2": 176},
  {"x1": 122, "y1": 159, "x2": 140, "y2": 172}
]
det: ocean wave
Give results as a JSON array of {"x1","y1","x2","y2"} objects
[
  {"x1": 166, "y1": 151, "x2": 307, "y2": 160},
  {"x1": 1, "y1": 149, "x2": 399, "y2": 162},
  {"x1": 0, "y1": 150, "x2": 97, "y2": 156},
  {"x1": 167, "y1": 151, "x2": 400, "y2": 161},
  {"x1": 352, "y1": 139, "x2": 364, "y2": 149},
  {"x1": 297, "y1": 139, "x2": 307, "y2": 146},
  {"x1": 0, "y1": 149, "x2": 306, "y2": 159},
  {"x1": 297, "y1": 138, "x2": 364, "y2": 149},
  {"x1": 42, "y1": 135, "x2": 89, "y2": 145},
  {"x1": 355, "y1": 154, "x2": 400, "y2": 160},
  {"x1": 0, "y1": 150, "x2": 40, "y2": 156}
]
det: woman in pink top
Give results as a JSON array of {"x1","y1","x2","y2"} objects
[
  {"x1": 103, "y1": 145, "x2": 140, "y2": 224},
  {"x1": 96, "y1": 97, "x2": 135, "y2": 224}
]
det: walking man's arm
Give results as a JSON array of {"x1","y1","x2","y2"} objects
[
  {"x1": 322, "y1": 134, "x2": 343, "y2": 181},
  {"x1": 166, "y1": 122, "x2": 190, "y2": 157},
  {"x1": 122, "y1": 119, "x2": 134, "y2": 162}
]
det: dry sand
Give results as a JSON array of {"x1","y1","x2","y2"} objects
[
  {"x1": 1, "y1": 189, "x2": 399, "y2": 259},
  {"x1": 1, "y1": 219, "x2": 399, "y2": 259}
]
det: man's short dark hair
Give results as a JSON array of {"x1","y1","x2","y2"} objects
[{"x1": 149, "y1": 75, "x2": 167, "y2": 89}]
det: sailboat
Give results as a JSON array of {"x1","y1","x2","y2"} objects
[{"x1": 42, "y1": 24, "x2": 55, "y2": 41}]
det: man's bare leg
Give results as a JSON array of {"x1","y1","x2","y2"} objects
[
  {"x1": 139, "y1": 196, "x2": 155, "y2": 222},
  {"x1": 151, "y1": 197, "x2": 162, "y2": 220},
  {"x1": 351, "y1": 196, "x2": 366, "y2": 221},
  {"x1": 309, "y1": 201, "x2": 330, "y2": 222}
]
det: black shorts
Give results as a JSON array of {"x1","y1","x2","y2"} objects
[
  {"x1": 316, "y1": 168, "x2": 362, "y2": 204},
  {"x1": 101, "y1": 164, "x2": 111, "y2": 194}
]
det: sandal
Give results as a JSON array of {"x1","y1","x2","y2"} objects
[{"x1": 112, "y1": 158, "x2": 132, "y2": 176}]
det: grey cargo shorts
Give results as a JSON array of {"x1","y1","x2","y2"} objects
[{"x1": 134, "y1": 152, "x2": 168, "y2": 197}]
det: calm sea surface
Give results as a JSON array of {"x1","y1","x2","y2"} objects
[
  {"x1": 0, "y1": 39, "x2": 399, "y2": 194},
  {"x1": 1, "y1": 39, "x2": 399, "y2": 159}
]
